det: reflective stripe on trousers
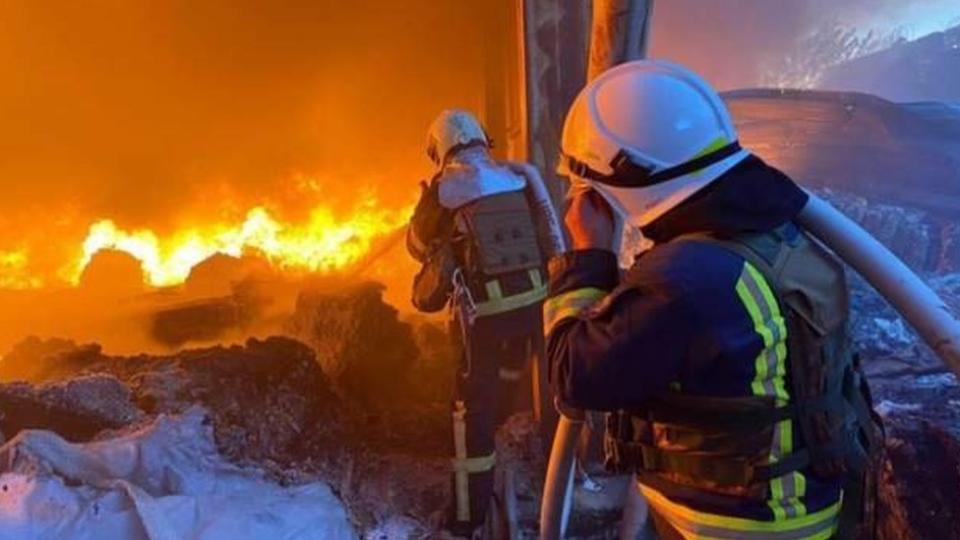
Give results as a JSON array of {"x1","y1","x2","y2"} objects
[{"x1": 451, "y1": 400, "x2": 497, "y2": 522}]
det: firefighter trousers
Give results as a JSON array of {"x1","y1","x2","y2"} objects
[{"x1": 447, "y1": 315, "x2": 547, "y2": 532}]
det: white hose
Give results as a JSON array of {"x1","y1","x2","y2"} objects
[
  {"x1": 540, "y1": 409, "x2": 583, "y2": 540},
  {"x1": 798, "y1": 193, "x2": 960, "y2": 377}
]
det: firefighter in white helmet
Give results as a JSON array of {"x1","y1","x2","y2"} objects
[
  {"x1": 545, "y1": 60, "x2": 882, "y2": 539},
  {"x1": 407, "y1": 109, "x2": 564, "y2": 536}
]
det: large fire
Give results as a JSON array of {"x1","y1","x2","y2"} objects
[{"x1": 62, "y1": 198, "x2": 410, "y2": 288}]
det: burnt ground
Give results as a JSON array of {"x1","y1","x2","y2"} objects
[{"x1": 0, "y1": 277, "x2": 959, "y2": 538}]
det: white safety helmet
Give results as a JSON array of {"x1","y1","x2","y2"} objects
[
  {"x1": 426, "y1": 109, "x2": 491, "y2": 167},
  {"x1": 559, "y1": 60, "x2": 750, "y2": 227}
]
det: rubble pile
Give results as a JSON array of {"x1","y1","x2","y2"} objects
[
  {"x1": 0, "y1": 286, "x2": 460, "y2": 534},
  {"x1": 286, "y1": 282, "x2": 419, "y2": 408},
  {"x1": 0, "y1": 374, "x2": 141, "y2": 442},
  {"x1": 821, "y1": 189, "x2": 960, "y2": 273},
  {"x1": 1, "y1": 196, "x2": 959, "y2": 537},
  {"x1": 0, "y1": 337, "x2": 344, "y2": 468},
  {"x1": 835, "y1": 193, "x2": 960, "y2": 540},
  {"x1": 875, "y1": 394, "x2": 960, "y2": 540}
]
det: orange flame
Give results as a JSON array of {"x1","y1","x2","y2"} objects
[
  {"x1": 0, "y1": 248, "x2": 43, "y2": 289},
  {"x1": 66, "y1": 198, "x2": 410, "y2": 287}
]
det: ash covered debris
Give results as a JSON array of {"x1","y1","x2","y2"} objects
[
  {"x1": 286, "y1": 281, "x2": 419, "y2": 408},
  {"x1": 822, "y1": 189, "x2": 960, "y2": 273},
  {"x1": 0, "y1": 285, "x2": 463, "y2": 534},
  {"x1": 827, "y1": 191, "x2": 960, "y2": 540},
  {"x1": 0, "y1": 374, "x2": 141, "y2": 442},
  {"x1": 1, "y1": 208, "x2": 959, "y2": 538},
  {"x1": 0, "y1": 336, "x2": 345, "y2": 470},
  {"x1": 869, "y1": 364, "x2": 960, "y2": 540}
]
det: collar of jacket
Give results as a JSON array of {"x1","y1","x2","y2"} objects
[{"x1": 640, "y1": 155, "x2": 809, "y2": 244}]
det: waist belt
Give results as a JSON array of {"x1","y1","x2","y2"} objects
[{"x1": 474, "y1": 268, "x2": 547, "y2": 317}]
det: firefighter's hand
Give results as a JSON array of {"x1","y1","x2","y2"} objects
[{"x1": 564, "y1": 189, "x2": 615, "y2": 251}]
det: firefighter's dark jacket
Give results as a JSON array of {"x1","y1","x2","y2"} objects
[
  {"x1": 547, "y1": 156, "x2": 809, "y2": 410},
  {"x1": 407, "y1": 179, "x2": 452, "y2": 264},
  {"x1": 544, "y1": 156, "x2": 851, "y2": 529}
]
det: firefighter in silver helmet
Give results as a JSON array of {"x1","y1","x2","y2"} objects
[{"x1": 407, "y1": 109, "x2": 564, "y2": 536}]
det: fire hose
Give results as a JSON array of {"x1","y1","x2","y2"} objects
[{"x1": 539, "y1": 191, "x2": 960, "y2": 539}]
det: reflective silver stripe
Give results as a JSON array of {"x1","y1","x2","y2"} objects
[
  {"x1": 672, "y1": 514, "x2": 837, "y2": 540},
  {"x1": 736, "y1": 262, "x2": 807, "y2": 519},
  {"x1": 740, "y1": 268, "x2": 784, "y2": 398},
  {"x1": 640, "y1": 484, "x2": 838, "y2": 540}
]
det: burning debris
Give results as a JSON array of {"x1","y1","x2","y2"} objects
[
  {"x1": 71, "y1": 202, "x2": 409, "y2": 288},
  {"x1": 2, "y1": 2, "x2": 960, "y2": 539},
  {"x1": 0, "y1": 225, "x2": 956, "y2": 538}
]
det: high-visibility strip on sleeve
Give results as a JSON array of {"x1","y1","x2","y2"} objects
[{"x1": 542, "y1": 287, "x2": 608, "y2": 336}]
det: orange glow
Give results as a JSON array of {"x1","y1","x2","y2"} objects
[{"x1": 65, "y1": 198, "x2": 410, "y2": 287}]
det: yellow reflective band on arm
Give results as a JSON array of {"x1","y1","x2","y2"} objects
[
  {"x1": 474, "y1": 269, "x2": 547, "y2": 317},
  {"x1": 451, "y1": 451, "x2": 497, "y2": 474},
  {"x1": 639, "y1": 483, "x2": 839, "y2": 540},
  {"x1": 543, "y1": 287, "x2": 608, "y2": 336},
  {"x1": 736, "y1": 262, "x2": 807, "y2": 521}
]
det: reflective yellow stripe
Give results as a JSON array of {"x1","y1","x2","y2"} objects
[
  {"x1": 691, "y1": 136, "x2": 731, "y2": 175},
  {"x1": 485, "y1": 279, "x2": 503, "y2": 301},
  {"x1": 452, "y1": 401, "x2": 470, "y2": 522},
  {"x1": 451, "y1": 451, "x2": 497, "y2": 474},
  {"x1": 474, "y1": 269, "x2": 547, "y2": 317},
  {"x1": 736, "y1": 262, "x2": 807, "y2": 520},
  {"x1": 542, "y1": 287, "x2": 608, "y2": 335},
  {"x1": 745, "y1": 263, "x2": 789, "y2": 396},
  {"x1": 639, "y1": 483, "x2": 838, "y2": 539}
]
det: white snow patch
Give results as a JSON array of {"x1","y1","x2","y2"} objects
[
  {"x1": 872, "y1": 317, "x2": 914, "y2": 345},
  {"x1": 875, "y1": 400, "x2": 922, "y2": 417},
  {"x1": 363, "y1": 516, "x2": 428, "y2": 540},
  {"x1": 915, "y1": 372, "x2": 959, "y2": 388}
]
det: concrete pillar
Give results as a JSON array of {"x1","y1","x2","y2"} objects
[{"x1": 588, "y1": 0, "x2": 654, "y2": 81}]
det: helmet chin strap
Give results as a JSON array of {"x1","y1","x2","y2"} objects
[{"x1": 563, "y1": 141, "x2": 743, "y2": 189}]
